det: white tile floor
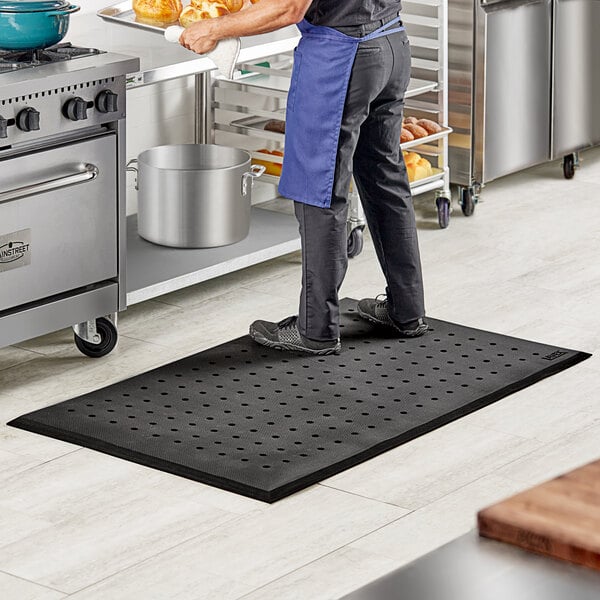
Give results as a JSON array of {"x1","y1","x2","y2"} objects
[{"x1": 0, "y1": 148, "x2": 599, "y2": 599}]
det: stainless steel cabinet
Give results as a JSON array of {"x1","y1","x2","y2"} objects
[
  {"x1": 448, "y1": 0, "x2": 600, "y2": 194},
  {"x1": 552, "y1": 0, "x2": 600, "y2": 158},
  {"x1": 449, "y1": 0, "x2": 553, "y2": 189},
  {"x1": 481, "y1": 0, "x2": 552, "y2": 182}
]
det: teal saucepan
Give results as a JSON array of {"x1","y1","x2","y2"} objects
[{"x1": 0, "y1": 0, "x2": 80, "y2": 51}]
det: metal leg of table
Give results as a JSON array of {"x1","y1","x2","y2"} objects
[{"x1": 194, "y1": 72, "x2": 212, "y2": 145}]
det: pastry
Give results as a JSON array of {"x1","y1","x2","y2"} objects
[
  {"x1": 223, "y1": 0, "x2": 244, "y2": 11},
  {"x1": 400, "y1": 128, "x2": 414, "y2": 144},
  {"x1": 192, "y1": 0, "x2": 243, "y2": 13},
  {"x1": 403, "y1": 123, "x2": 428, "y2": 139},
  {"x1": 180, "y1": 0, "x2": 229, "y2": 27},
  {"x1": 403, "y1": 151, "x2": 432, "y2": 182},
  {"x1": 417, "y1": 118, "x2": 442, "y2": 134},
  {"x1": 133, "y1": 0, "x2": 182, "y2": 24},
  {"x1": 403, "y1": 151, "x2": 421, "y2": 166},
  {"x1": 264, "y1": 119, "x2": 286, "y2": 134},
  {"x1": 253, "y1": 149, "x2": 283, "y2": 176}
]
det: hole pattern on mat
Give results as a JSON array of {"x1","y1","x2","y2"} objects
[{"x1": 46, "y1": 303, "x2": 575, "y2": 487}]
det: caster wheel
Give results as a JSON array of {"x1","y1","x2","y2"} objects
[
  {"x1": 461, "y1": 187, "x2": 476, "y2": 217},
  {"x1": 563, "y1": 154, "x2": 576, "y2": 179},
  {"x1": 436, "y1": 197, "x2": 451, "y2": 229},
  {"x1": 74, "y1": 317, "x2": 118, "y2": 358},
  {"x1": 347, "y1": 227, "x2": 365, "y2": 258}
]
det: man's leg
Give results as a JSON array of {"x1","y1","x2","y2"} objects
[
  {"x1": 296, "y1": 37, "x2": 389, "y2": 341},
  {"x1": 295, "y1": 198, "x2": 348, "y2": 341},
  {"x1": 353, "y1": 32, "x2": 426, "y2": 326}
]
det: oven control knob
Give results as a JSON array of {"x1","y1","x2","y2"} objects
[
  {"x1": 0, "y1": 115, "x2": 8, "y2": 139},
  {"x1": 95, "y1": 90, "x2": 118, "y2": 113},
  {"x1": 16, "y1": 107, "x2": 40, "y2": 132},
  {"x1": 63, "y1": 97, "x2": 88, "y2": 121}
]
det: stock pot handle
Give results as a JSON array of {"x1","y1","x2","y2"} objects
[
  {"x1": 0, "y1": 163, "x2": 98, "y2": 205},
  {"x1": 126, "y1": 158, "x2": 139, "y2": 191},
  {"x1": 242, "y1": 165, "x2": 266, "y2": 196}
]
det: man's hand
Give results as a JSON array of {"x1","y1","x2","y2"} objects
[
  {"x1": 178, "y1": 0, "x2": 313, "y2": 55},
  {"x1": 180, "y1": 20, "x2": 219, "y2": 55}
]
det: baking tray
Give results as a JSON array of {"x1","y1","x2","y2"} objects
[
  {"x1": 231, "y1": 115, "x2": 286, "y2": 136},
  {"x1": 97, "y1": 1, "x2": 182, "y2": 33},
  {"x1": 251, "y1": 168, "x2": 445, "y2": 191},
  {"x1": 234, "y1": 116, "x2": 451, "y2": 150},
  {"x1": 410, "y1": 167, "x2": 444, "y2": 189},
  {"x1": 401, "y1": 126, "x2": 452, "y2": 150}
]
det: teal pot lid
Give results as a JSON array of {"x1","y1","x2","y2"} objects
[{"x1": 0, "y1": 0, "x2": 73, "y2": 12}]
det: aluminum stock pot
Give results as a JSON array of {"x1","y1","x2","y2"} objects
[
  {"x1": 129, "y1": 144, "x2": 265, "y2": 249},
  {"x1": 0, "y1": 0, "x2": 80, "y2": 51}
]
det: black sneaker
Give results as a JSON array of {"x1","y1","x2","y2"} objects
[
  {"x1": 357, "y1": 296, "x2": 429, "y2": 337},
  {"x1": 249, "y1": 316, "x2": 341, "y2": 356}
]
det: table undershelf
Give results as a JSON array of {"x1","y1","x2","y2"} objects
[{"x1": 126, "y1": 206, "x2": 300, "y2": 305}]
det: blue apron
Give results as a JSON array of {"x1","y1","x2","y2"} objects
[{"x1": 279, "y1": 17, "x2": 406, "y2": 208}]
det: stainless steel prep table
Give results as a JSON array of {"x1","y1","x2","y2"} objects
[
  {"x1": 65, "y1": 13, "x2": 302, "y2": 306},
  {"x1": 343, "y1": 531, "x2": 600, "y2": 600}
]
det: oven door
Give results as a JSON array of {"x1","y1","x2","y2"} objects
[{"x1": 0, "y1": 133, "x2": 118, "y2": 313}]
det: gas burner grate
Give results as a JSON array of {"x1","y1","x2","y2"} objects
[{"x1": 0, "y1": 43, "x2": 104, "y2": 73}]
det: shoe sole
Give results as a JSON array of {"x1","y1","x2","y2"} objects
[
  {"x1": 249, "y1": 329, "x2": 341, "y2": 356},
  {"x1": 357, "y1": 306, "x2": 429, "y2": 338}
]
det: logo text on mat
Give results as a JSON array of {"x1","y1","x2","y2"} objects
[{"x1": 541, "y1": 350, "x2": 568, "y2": 361}]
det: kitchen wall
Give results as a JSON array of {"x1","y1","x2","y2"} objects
[
  {"x1": 73, "y1": 3, "x2": 276, "y2": 214},
  {"x1": 79, "y1": 0, "x2": 111, "y2": 13},
  {"x1": 76, "y1": 2, "x2": 196, "y2": 214}
]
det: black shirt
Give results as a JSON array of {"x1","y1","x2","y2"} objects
[{"x1": 304, "y1": 0, "x2": 401, "y2": 27}]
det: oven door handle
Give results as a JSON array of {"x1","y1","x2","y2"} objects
[{"x1": 0, "y1": 163, "x2": 99, "y2": 205}]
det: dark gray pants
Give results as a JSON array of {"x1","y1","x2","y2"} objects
[{"x1": 295, "y1": 22, "x2": 425, "y2": 342}]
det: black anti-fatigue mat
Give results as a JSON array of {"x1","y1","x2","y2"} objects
[{"x1": 9, "y1": 300, "x2": 590, "y2": 502}]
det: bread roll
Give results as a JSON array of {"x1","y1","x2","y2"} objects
[
  {"x1": 264, "y1": 119, "x2": 286, "y2": 134},
  {"x1": 403, "y1": 116, "x2": 418, "y2": 126},
  {"x1": 400, "y1": 128, "x2": 414, "y2": 144},
  {"x1": 253, "y1": 149, "x2": 283, "y2": 177},
  {"x1": 418, "y1": 156, "x2": 433, "y2": 177},
  {"x1": 403, "y1": 151, "x2": 421, "y2": 166},
  {"x1": 404, "y1": 151, "x2": 432, "y2": 182},
  {"x1": 133, "y1": 0, "x2": 182, "y2": 24},
  {"x1": 223, "y1": 0, "x2": 243, "y2": 10},
  {"x1": 417, "y1": 118, "x2": 442, "y2": 135},
  {"x1": 189, "y1": 0, "x2": 230, "y2": 8},
  {"x1": 192, "y1": 0, "x2": 242, "y2": 10},
  {"x1": 180, "y1": 0, "x2": 229, "y2": 26},
  {"x1": 403, "y1": 123, "x2": 428, "y2": 139}
]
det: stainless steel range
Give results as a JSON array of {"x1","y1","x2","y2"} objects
[{"x1": 0, "y1": 44, "x2": 139, "y2": 358}]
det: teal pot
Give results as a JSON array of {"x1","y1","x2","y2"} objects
[{"x1": 0, "y1": 0, "x2": 80, "y2": 51}]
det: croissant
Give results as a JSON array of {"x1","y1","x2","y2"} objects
[
  {"x1": 180, "y1": 1, "x2": 229, "y2": 27},
  {"x1": 133, "y1": 0, "x2": 182, "y2": 24}
]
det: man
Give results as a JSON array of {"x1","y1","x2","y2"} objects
[{"x1": 181, "y1": 0, "x2": 427, "y2": 356}]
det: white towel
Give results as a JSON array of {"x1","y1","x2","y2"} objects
[{"x1": 165, "y1": 26, "x2": 241, "y2": 79}]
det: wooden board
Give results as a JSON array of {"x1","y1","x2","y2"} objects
[{"x1": 478, "y1": 459, "x2": 600, "y2": 571}]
